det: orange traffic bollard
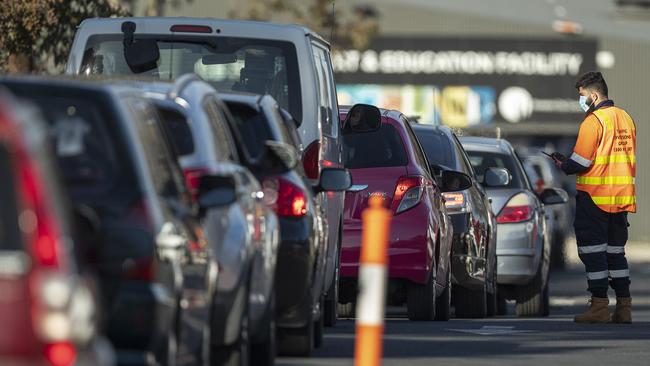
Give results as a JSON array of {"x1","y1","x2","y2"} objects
[{"x1": 354, "y1": 195, "x2": 391, "y2": 366}]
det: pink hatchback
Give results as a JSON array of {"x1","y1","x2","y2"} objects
[{"x1": 338, "y1": 107, "x2": 471, "y2": 321}]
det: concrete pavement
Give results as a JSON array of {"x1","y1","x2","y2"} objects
[{"x1": 277, "y1": 259, "x2": 650, "y2": 365}]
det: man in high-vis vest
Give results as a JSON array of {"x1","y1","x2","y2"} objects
[{"x1": 553, "y1": 71, "x2": 636, "y2": 324}]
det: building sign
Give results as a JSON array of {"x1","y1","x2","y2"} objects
[{"x1": 333, "y1": 37, "x2": 597, "y2": 127}]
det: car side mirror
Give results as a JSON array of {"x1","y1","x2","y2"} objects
[
  {"x1": 341, "y1": 103, "x2": 381, "y2": 135},
  {"x1": 314, "y1": 168, "x2": 352, "y2": 194},
  {"x1": 440, "y1": 170, "x2": 472, "y2": 192},
  {"x1": 197, "y1": 175, "x2": 237, "y2": 210},
  {"x1": 539, "y1": 187, "x2": 569, "y2": 205},
  {"x1": 484, "y1": 167, "x2": 511, "y2": 187}
]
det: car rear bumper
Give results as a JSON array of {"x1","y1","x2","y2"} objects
[
  {"x1": 495, "y1": 221, "x2": 540, "y2": 285},
  {"x1": 341, "y1": 205, "x2": 433, "y2": 285},
  {"x1": 275, "y1": 216, "x2": 316, "y2": 328}
]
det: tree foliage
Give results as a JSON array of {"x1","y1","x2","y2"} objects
[
  {"x1": 229, "y1": 0, "x2": 380, "y2": 50},
  {"x1": 0, "y1": 0, "x2": 128, "y2": 73}
]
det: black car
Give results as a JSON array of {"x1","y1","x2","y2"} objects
[
  {"x1": 1, "y1": 76, "x2": 226, "y2": 365},
  {"x1": 412, "y1": 124, "x2": 498, "y2": 318},
  {"x1": 221, "y1": 92, "x2": 351, "y2": 357}
]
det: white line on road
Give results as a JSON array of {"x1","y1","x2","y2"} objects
[{"x1": 446, "y1": 325, "x2": 535, "y2": 336}]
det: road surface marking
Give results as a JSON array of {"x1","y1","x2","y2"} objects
[{"x1": 447, "y1": 326, "x2": 535, "y2": 335}]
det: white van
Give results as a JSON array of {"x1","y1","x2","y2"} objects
[{"x1": 66, "y1": 17, "x2": 345, "y2": 326}]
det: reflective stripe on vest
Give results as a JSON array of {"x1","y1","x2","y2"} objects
[
  {"x1": 576, "y1": 106, "x2": 636, "y2": 213},
  {"x1": 576, "y1": 176, "x2": 635, "y2": 185},
  {"x1": 593, "y1": 154, "x2": 636, "y2": 165}
]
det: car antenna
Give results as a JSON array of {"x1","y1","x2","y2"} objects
[{"x1": 330, "y1": 1, "x2": 335, "y2": 44}]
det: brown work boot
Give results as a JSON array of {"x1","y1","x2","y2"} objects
[
  {"x1": 574, "y1": 297, "x2": 610, "y2": 324},
  {"x1": 611, "y1": 297, "x2": 632, "y2": 324}
]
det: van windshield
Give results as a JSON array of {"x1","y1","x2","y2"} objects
[{"x1": 80, "y1": 34, "x2": 302, "y2": 121}]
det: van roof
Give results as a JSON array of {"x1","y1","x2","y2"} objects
[{"x1": 78, "y1": 17, "x2": 331, "y2": 47}]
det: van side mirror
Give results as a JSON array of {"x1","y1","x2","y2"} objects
[
  {"x1": 314, "y1": 168, "x2": 352, "y2": 194},
  {"x1": 440, "y1": 170, "x2": 473, "y2": 192},
  {"x1": 539, "y1": 187, "x2": 569, "y2": 205},
  {"x1": 484, "y1": 167, "x2": 511, "y2": 187},
  {"x1": 122, "y1": 21, "x2": 160, "y2": 73},
  {"x1": 341, "y1": 104, "x2": 381, "y2": 134}
]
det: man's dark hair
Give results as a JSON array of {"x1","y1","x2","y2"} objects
[{"x1": 575, "y1": 71, "x2": 608, "y2": 97}]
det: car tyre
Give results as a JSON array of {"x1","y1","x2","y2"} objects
[
  {"x1": 454, "y1": 283, "x2": 487, "y2": 318},
  {"x1": 211, "y1": 315, "x2": 250, "y2": 366},
  {"x1": 313, "y1": 297, "x2": 325, "y2": 349},
  {"x1": 406, "y1": 270, "x2": 436, "y2": 321},
  {"x1": 277, "y1": 317, "x2": 314, "y2": 357},
  {"x1": 337, "y1": 302, "x2": 355, "y2": 319},
  {"x1": 496, "y1": 295, "x2": 508, "y2": 316},
  {"x1": 434, "y1": 265, "x2": 451, "y2": 321},
  {"x1": 250, "y1": 295, "x2": 276, "y2": 366},
  {"x1": 486, "y1": 270, "x2": 498, "y2": 317},
  {"x1": 324, "y1": 240, "x2": 340, "y2": 327},
  {"x1": 515, "y1": 267, "x2": 545, "y2": 317}
]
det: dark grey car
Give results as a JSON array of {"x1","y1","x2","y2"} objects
[{"x1": 460, "y1": 136, "x2": 567, "y2": 317}]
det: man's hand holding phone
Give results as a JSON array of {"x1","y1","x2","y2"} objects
[{"x1": 542, "y1": 151, "x2": 567, "y2": 168}]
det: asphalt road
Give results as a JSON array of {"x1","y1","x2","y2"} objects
[{"x1": 277, "y1": 263, "x2": 650, "y2": 366}]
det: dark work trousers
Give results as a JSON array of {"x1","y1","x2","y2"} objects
[{"x1": 574, "y1": 191, "x2": 631, "y2": 298}]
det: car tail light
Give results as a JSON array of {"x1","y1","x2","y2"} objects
[
  {"x1": 184, "y1": 167, "x2": 209, "y2": 202},
  {"x1": 442, "y1": 191, "x2": 469, "y2": 214},
  {"x1": 263, "y1": 177, "x2": 308, "y2": 217},
  {"x1": 18, "y1": 149, "x2": 63, "y2": 268},
  {"x1": 302, "y1": 140, "x2": 321, "y2": 180},
  {"x1": 44, "y1": 341, "x2": 76, "y2": 366},
  {"x1": 391, "y1": 176, "x2": 425, "y2": 214},
  {"x1": 170, "y1": 24, "x2": 213, "y2": 33},
  {"x1": 123, "y1": 256, "x2": 156, "y2": 282},
  {"x1": 497, "y1": 193, "x2": 535, "y2": 223}
]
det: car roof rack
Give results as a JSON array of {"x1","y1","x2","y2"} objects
[{"x1": 168, "y1": 73, "x2": 203, "y2": 99}]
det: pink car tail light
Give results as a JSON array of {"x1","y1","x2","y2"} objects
[{"x1": 391, "y1": 176, "x2": 425, "y2": 214}]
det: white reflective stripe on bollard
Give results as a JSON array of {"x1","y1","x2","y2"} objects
[{"x1": 356, "y1": 264, "x2": 387, "y2": 326}]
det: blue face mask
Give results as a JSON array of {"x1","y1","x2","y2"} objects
[{"x1": 579, "y1": 95, "x2": 593, "y2": 112}]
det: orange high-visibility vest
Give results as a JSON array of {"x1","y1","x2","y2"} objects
[{"x1": 574, "y1": 106, "x2": 636, "y2": 213}]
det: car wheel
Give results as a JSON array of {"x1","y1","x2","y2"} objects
[
  {"x1": 277, "y1": 317, "x2": 314, "y2": 357},
  {"x1": 486, "y1": 271, "x2": 498, "y2": 317},
  {"x1": 406, "y1": 269, "x2": 436, "y2": 321},
  {"x1": 211, "y1": 314, "x2": 250, "y2": 366},
  {"x1": 515, "y1": 267, "x2": 545, "y2": 317},
  {"x1": 496, "y1": 295, "x2": 508, "y2": 316},
  {"x1": 454, "y1": 283, "x2": 487, "y2": 318},
  {"x1": 324, "y1": 240, "x2": 340, "y2": 327},
  {"x1": 313, "y1": 297, "x2": 325, "y2": 349},
  {"x1": 434, "y1": 264, "x2": 451, "y2": 321},
  {"x1": 250, "y1": 295, "x2": 276, "y2": 366},
  {"x1": 337, "y1": 302, "x2": 355, "y2": 319}
]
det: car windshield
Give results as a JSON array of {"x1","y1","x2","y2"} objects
[
  {"x1": 343, "y1": 124, "x2": 408, "y2": 169},
  {"x1": 80, "y1": 34, "x2": 302, "y2": 122},
  {"x1": 0, "y1": 145, "x2": 22, "y2": 251},
  {"x1": 413, "y1": 129, "x2": 454, "y2": 168},
  {"x1": 465, "y1": 150, "x2": 526, "y2": 189}
]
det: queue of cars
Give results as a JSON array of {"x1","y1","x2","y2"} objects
[{"x1": 0, "y1": 15, "x2": 572, "y2": 366}]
